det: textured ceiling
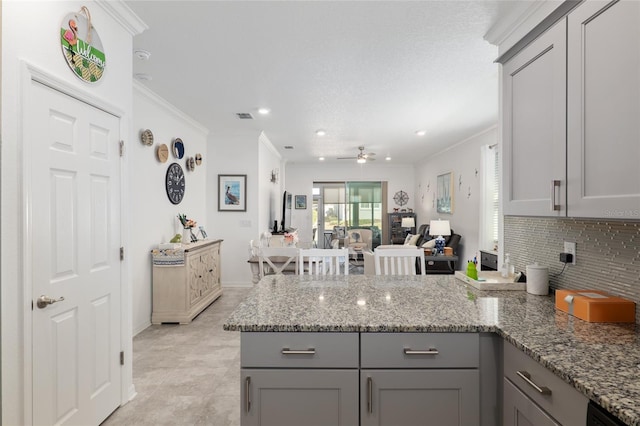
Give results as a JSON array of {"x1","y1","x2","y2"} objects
[{"x1": 127, "y1": 1, "x2": 528, "y2": 164}]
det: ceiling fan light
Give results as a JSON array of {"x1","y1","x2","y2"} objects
[{"x1": 357, "y1": 157, "x2": 366, "y2": 164}]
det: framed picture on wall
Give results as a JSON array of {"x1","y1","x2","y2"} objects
[
  {"x1": 295, "y1": 195, "x2": 307, "y2": 209},
  {"x1": 437, "y1": 172, "x2": 453, "y2": 214},
  {"x1": 218, "y1": 174, "x2": 247, "y2": 211}
]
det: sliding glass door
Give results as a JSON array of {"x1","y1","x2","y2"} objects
[{"x1": 314, "y1": 181, "x2": 384, "y2": 248}]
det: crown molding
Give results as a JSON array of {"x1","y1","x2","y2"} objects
[
  {"x1": 96, "y1": 0, "x2": 148, "y2": 36},
  {"x1": 133, "y1": 81, "x2": 209, "y2": 136}
]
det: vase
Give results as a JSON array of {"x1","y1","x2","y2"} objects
[{"x1": 183, "y1": 228, "x2": 191, "y2": 243}]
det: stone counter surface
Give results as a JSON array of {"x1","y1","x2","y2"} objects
[{"x1": 223, "y1": 275, "x2": 640, "y2": 425}]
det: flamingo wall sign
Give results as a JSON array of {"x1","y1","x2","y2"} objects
[{"x1": 60, "y1": 6, "x2": 106, "y2": 83}]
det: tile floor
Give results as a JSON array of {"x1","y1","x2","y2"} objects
[{"x1": 102, "y1": 287, "x2": 251, "y2": 426}]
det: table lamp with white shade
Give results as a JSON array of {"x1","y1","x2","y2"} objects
[
  {"x1": 429, "y1": 219, "x2": 451, "y2": 254},
  {"x1": 401, "y1": 216, "x2": 415, "y2": 238}
]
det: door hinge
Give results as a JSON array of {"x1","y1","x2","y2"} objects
[
  {"x1": 119, "y1": 140, "x2": 125, "y2": 157},
  {"x1": 120, "y1": 246, "x2": 124, "y2": 261},
  {"x1": 120, "y1": 351, "x2": 125, "y2": 366}
]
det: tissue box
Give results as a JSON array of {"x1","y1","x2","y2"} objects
[{"x1": 555, "y1": 289, "x2": 635, "y2": 323}]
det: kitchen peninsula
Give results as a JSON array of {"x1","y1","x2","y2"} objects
[{"x1": 224, "y1": 275, "x2": 640, "y2": 425}]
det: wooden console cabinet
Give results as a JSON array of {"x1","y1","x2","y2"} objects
[{"x1": 152, "y1": 239, "x2": 223, "y2": 324}]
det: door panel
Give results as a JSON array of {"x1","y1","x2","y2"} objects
[{"x1": 29, "y1": 80, "x2": 121, "y2": 425}]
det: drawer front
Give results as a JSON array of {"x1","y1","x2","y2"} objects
[
  {"x1": 361, "y1": 333, "x2": 479, "y2": 368},
  {"x1": 241, "y1": 332, "x2": 359, "y2": 368},
  {"x1": 503, "y1": 341, "x2": 587, "y2": 426}
]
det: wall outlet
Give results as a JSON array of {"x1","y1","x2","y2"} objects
[
  {"x1": 563, "y1": 241, "x2": 576, "y2": 265},
  {"x1": 240, "y1": 220, "x2": 252, "y2": 228}
]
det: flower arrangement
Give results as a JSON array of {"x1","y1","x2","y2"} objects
[
  {"x1": 178, "y1": 214, "x2": 197, "y2": 229},
  {"x1": 284, "y1": 230, "x2": 298, "y2": 246}
]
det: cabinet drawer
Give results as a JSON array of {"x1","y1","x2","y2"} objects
[
  {"x1": 503, "y1": 341, "x2": 587, "y2": 426},
  {"x1": 241, "y1": 332, "x2": 359, "y2": 368},
  {"x1": 361, "y1": 333, "x2": 479, "y2": 368}
]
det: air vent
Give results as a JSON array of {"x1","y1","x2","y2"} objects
[
  {"x1": 284, "y1": 146, "x2": 294, "y2": 150},
  {"x1": 236, "y1": 113, "x2": 253, "y2": 119}
]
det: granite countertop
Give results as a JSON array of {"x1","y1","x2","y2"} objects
[{"x1": 223, "y1": 275, "x2": 640, "y2": 425}]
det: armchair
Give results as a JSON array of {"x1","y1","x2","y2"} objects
[{"x1": 345, "y1": 228, "x2": 373, "y2": 250}]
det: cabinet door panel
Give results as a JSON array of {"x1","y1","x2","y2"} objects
[
  {"x1": 568, "y1": 0, "x2": 640, "y2": 218},
  {"x1": 241, "y1": 369, "x2": 358, "y2": 426},
  {"x1": 361, "y1": 369, "x2": 479, "y2": 426},
  {"x1": 504, "y1": 378, "x2": 559, "y2": 426},
  {"x1": 503, "y1": 20, "x2": 567, "y2": 216}
]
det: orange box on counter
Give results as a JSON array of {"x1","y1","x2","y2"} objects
[{"x1": 555, "y1": 289, "x2": 635, "y2": 323}]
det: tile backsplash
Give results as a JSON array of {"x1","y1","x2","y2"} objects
[{"x1": 504, "y1": 216, "x2": 640, "y2": 323}]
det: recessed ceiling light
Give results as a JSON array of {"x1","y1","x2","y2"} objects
[
  {"x1": 319, "y1": 157, "x2": 325, "y2": 161},
  {"x1": 385, "y1": 156, "x2": 391, "y2": 161},
  {"x1": 316, "y1": 130, "x2": 326, "y2": 136},
  {"x1": 134, "y1": 73, "x2": 152, "y2": 81},
  {"x1": 415, "y1": 130, "x2": 426, "y2": 136},
  {"x1": 258, "y1": 108, "x2": 270, "y2": 115}
]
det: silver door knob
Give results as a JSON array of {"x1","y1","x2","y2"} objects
[{"x1": 36, "y1": 295, "x2": 65, "y2": 309}]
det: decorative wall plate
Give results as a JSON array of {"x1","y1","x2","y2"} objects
[
  {"x1": 195, "y1": 153, "x2": 202, "y2": 166},
  {"x1": 172, "y1": 138, "x2": 185, "y2": 159},
  {"x1": 166, "y1": 163, "x2": 185, "y2": 204},
  {"x1": 186, "y1": 156, "x2": 196, "y2": 171},
  {"x1": 140, "y1": 129, "x2": 154, "y2": 146},
  {"x1": 393, "y1": 190, "x2": 409, "y2": 206},
  {"x1": 157, "y1": 144, "x2": 169, "y2": 163}
]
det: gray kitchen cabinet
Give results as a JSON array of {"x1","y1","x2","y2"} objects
[
  {"x1": 240, "y1": 332, "x2": 359, "y2": 426},
  {"x1": 241, "y1": 369, "x2": 359, "y2": 426},
  {"x1": 503, "y1": 0, "x2": 640, "y2": 219},
  {"x1": 151, "y1": 239, "x2": 222, "y2": 324},
  {"x1": 567, "y1": 0, "x2": 640, "y2": 219},
  {"x1": 503, "y1": 340, "x2": 587, "y2": 426},
  {"x1": 361, "y1": 369, "x2": 479, "y2": 426},
  {"x1": 504, "y1": 378, "x2": 559, "y2": 426},
  {"x1": 361, "y1": 333, "x2": 480, "y2": 426},
  {"x1": 502, "y1": 18, "x2": 567, "y2": 217}
]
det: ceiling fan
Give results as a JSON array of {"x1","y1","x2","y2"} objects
[{"x1": 337, "y1": 146, "x2": 376, "y2": 163}]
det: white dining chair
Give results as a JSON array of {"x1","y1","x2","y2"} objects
[
  {"x1": 298, "y1": 248, "x2": 349, "y2": 275},
  {"x1": 374, "y1": 247, "x2": 426, "y2": 276},
  {"x1": 258, "y1": 247, "x2": 299, "y2": 279}
]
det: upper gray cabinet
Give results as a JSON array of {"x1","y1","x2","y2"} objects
[
  {"x1": 502, "y1": 0, "x2": 640, "y2": 219},
  {"x1": 567, "y1": 0, "x2": 640, "y2": 219},
  {"x1": 502, "y1": 19, "x2": 567, "y2": 217}
]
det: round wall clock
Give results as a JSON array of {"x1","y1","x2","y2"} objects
[
  {"x1": 165, "y1": 162, "x2": 185, "y2": 204},
  {"x1": 172, "y1": 138, "x2": 185, "y2": 159},
  {"x1": 140, "y1": 129, "x2": 154, "y2": 146},
  {"x1": 393, "y1": 190, "x2": 409, "y2": 206},
  {"x1": 157, "y1": 144, "x2": 169, "y2": 163}
]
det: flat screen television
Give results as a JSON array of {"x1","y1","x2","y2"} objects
[{"x1": 281, "y1": 191, "x2": 292, "y2": 233}]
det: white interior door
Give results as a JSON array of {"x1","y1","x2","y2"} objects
[{"x1": 28, "y1": 80, "x2": 122, "y2": 425}]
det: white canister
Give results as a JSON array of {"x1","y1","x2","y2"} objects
[{"x1": 526, "y1": 263, "x2": 549, "y2": 295}]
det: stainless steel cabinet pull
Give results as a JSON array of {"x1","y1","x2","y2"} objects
[
  {"x1": 551, "y1": 180, "x2": 561, "y2": 211},
  {"x1": 245, "y1": 376, "x2": 251, "y2": 413},
  {"x1": 404, "y1": 348, "x2": 439, "y2": 355},
  {"x1": 367, "y1": 377, "x2": 373, "y2": 413},
  {"x1": 281, "y1": 348, "x2": 316, "y2": 355},
  {"x1": 516, "y1": 370, "x2": 552, "y2": 395},
  {"x1": 36, "y1": 295, "x2": 65, "y2": 309}
]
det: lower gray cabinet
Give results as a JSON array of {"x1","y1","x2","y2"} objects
[
  {"x1": 361, "y1": 369, "x2": 479, "y2": 426},
  {"x1": 503, "y1": 378, "x2": 559, "y2": 426},
  {"x1": 241, "y1": 369, "x2": 359, "y2": 426}
]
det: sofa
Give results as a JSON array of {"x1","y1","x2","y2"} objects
[{"x1": 362, "y1": 224, "x2": 462, "y2": 274}]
